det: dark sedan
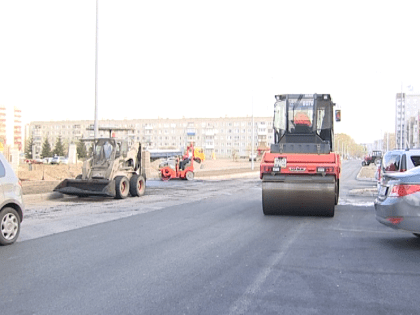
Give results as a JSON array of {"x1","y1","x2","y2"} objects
[{"x1": 375, "y1": 166, "x2": 420, "y2": 237}]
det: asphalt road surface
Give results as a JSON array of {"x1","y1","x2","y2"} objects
[{"x1": 1, "y1": 160, "x2": 419, "y2": 315}]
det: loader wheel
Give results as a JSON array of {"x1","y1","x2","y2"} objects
[
  {"x1": 130, "y1": 175, "x2": 145, "y2": 197},
  {"x1": 186, "y1": 171, "x2": 194, "y2": 181},
  {"x1": 115, "y1": 176, "x2": 129, "y2": 199}
]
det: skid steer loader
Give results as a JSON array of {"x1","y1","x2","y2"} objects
[{"x1": 54, "y1": 131, "x2": 146, "y2": 199}]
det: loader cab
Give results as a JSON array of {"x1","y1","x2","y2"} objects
[
  {"x1": 93, "y1": 138, "x2": 132, "y2": 163},
  {"x1": 272, "y1": 94, "x2": 335, "y2": 154},
  {"x1": 93, "y1": 138, "x2": 117, "y2": 166}
]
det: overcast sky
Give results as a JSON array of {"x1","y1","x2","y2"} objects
[{"x1": 1, "y1": 0, "x2": 419, "y2": 144}]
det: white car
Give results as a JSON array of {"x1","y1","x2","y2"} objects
[
  {"x1": 377, "y1": 149, "x2": 420, "y2": 187},
  {"x1": 0, "y1": 153, "x2": 25, "y2": 245},
  {"x1": 51, "y1": 156, "x2": 67, "y2": 165},
  {"x1": 43, "y1": 157, "x2": 53, "y2": 164},
  {"x1": 249, "y1": 153, "x2": 257, "y2": 161}
]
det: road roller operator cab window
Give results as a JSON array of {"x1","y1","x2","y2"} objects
[
  {"x1": 273, "y1": 94, "x2": 334, "y2": 149},
  {"x1": 288, "y1": 99, "x2": 313, "y2": 134},
  {"x1": 273, "y1": 99, "x2": 286, "y2": 137}
]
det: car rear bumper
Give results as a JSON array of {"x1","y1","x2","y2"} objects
[{"x1": 374, "y1": 197, "x2": 420, "y2": 233}]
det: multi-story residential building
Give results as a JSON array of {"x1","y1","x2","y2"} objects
[
  {"x1": 0, "y1": 105, "x2": 23, "y2": 150},
  {"x1": 395, "y1": 93, "x2": 420, "y2": 149},
  {"x1": 27, "y1": 117, "x2": 274, "y2": 159},
  {"x1": 13, "y1": 107, "x2": 22, "y2": 150},
  {"x1": 0, "y1": 106, "x2": 6, "y2": 144}
]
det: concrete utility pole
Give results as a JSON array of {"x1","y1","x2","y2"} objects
[
  {"x1": 400, "y1": 83, "x2": 403, "y2": 150},
  {"x1": 251, "y1": 97, "x2": 254, "y2": 171},
  {"x1": 94, "y1": 0, "x2": 99, "y2": 138}
]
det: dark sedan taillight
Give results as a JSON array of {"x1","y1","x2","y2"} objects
[
  {"x1": 388, "y1": 184, "x2": 420, "y2": 197},
  {"x1": 386, "y1": 217, "x2": 404, "y2": 225}
]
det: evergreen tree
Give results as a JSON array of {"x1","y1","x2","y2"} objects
[
  {"x1": 76, "y1": 140, "x2": 88, "y2": 159},
  {"x1": 41, "y1": 138, "x2": 52, "y2": 158},
  {"x1": 25, "y1": 137, "x2": 34, "y2": 159},
  {"x1": 53, "y1": 136, "x2": 65, "y2": 156}
]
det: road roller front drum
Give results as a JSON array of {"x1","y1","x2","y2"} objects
[{"x1": 262, "y1": 175, "x2": 336, "y2": 217}]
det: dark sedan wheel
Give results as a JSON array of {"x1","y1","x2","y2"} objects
[{"x1": 0, "y1": 207, "x2": 21, "y2": 246}]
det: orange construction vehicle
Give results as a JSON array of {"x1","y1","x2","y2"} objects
[
  {"x1": 159, "y1": 143, "x2": 195, "y2": 181},
  {"x1": 260, "y1": 94, "x2": 341, "y2": 217},
  {"x1": 193, "y1": 147, "x2": 205, "y2": 163}
]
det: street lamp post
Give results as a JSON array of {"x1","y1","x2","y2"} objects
[{"x1": 94, "y1": 0, "x2": 99, "y2": 138}]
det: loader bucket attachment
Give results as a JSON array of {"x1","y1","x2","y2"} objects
[{"x1": 54, "y1": 179, "x2": 116, "y2": 197}]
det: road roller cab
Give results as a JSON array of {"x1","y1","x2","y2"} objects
[{"x1": 260, "y1": 94, "x2": 341, "y2": 216}]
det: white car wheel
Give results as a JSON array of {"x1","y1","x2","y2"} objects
[{"x1": 0, "y1": 208, "x2": 20, "y2": 245}]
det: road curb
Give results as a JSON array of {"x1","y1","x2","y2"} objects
[{"x1": 348, "y1": 188, "x2": 378, "y2": 196}]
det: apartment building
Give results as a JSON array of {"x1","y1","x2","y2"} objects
[
  {"x1": 28, "y1": 116, "x2": 274, "y2": 159},
  {"x1": 0, "y1": 106, "x2": 23, "y2": 150},
  {"x1": 13, "y1": 107, "x2": 22, "y2": 150},
  {"x1": 395, "y1": 93, "x2": 420, "y2": 149}
]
